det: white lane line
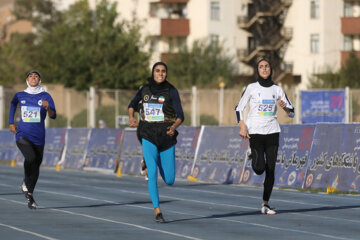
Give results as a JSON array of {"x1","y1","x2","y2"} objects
[
  {"x1": 0, "y1": 223, "x2": 58, "y2": 240},
  {"x1": 1, "y1": 183, "x2": 356, "y2": 240},
  {"x1": 0, "y1": 192, "x2": 353, "y2": 240},
  {"x1": 0, "y1": 198, "x2": 58, "y2": 240},
  {"x1": 0, "y1": 192, "x2": 202, "y2": 240},
  {"x1": 49, "y1": 208, "x2": 203, "y2": 240}
]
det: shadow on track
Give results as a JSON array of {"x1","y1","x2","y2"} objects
[{"x1": 39, "y1": 200, "x2": 176, "y2": 210}]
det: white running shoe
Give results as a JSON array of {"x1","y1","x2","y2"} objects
[
  {"x1": 261, "y1": 204, "x2": 276, "y2": 215},
  {"x1": 21, "y1": 181, "x2": 28, "y2": 195}
]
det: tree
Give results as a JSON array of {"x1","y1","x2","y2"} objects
[
  {"x1": 167, "y1": 39, "x2": 236, "y2": 89},
  {"x1": 0, "y1": 0, "x2": 150, "y2": 90},
  {"x1": 308, "y1": 51, "x2": 360, "y2": 89},
  {"x1": 34, "y1": 0, "x2": 150, "y2": 90}
]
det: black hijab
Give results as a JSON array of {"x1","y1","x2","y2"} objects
[
  {"x1": 148, "y1": 62, "x2": 171, "y2": 92},
  {"x1": 256, "y1": 58, "x2": 274, "y2": 87}
]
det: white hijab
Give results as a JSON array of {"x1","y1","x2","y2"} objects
[{"x1": 24, "y1": 78, "x2": 45, "y2": 94}]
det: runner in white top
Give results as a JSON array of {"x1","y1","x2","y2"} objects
[{"x1": 235, "y1": 58, "x2": 294, "y2": 215}]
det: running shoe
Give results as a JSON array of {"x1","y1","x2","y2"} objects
[
  {"x1": 21, "y1": 180, "x2": 28, "y2": 195},
  {"x1": 261, "y1": 204, "x2": 276, "y2": 215},
  {"x1": 155, "y1": 213, "x2": 165, "y2": 223},
  {"x1": 140, "y1": 158, "x2": 147, "y2": 175},
  {"x1": 26, "y1": 193, "x2": 37, "y2": 210}
]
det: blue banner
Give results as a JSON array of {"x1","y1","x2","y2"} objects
[
  {"x1": 42, "y1": 128, "x2": 66, "y2": 167},
  {"x1": 118, "y1": 129, "x2": 143, "y2": 175},
  {"x1": 191, "y1": 126, "x2": 249, "y2": 184},
  {"x1": 175, "y1": 126, "x2": 201, "y2": 179},
  {"x1": 0, "y1": 130, "x2": 18, "y2": 162},
  {"x1": 275, "y1": 124, "x2": 315, "y2": 188},
  {"x1": 301, "y1": 90, "x2": 345, "y2": 123},
  {"x1": 241, "y1": 125, "x2": 315, "y2": 188},
  {"x1": 61, "y1": 128, "x2": 91, "y2": 170},
  {"x1": 83, "y1": 128, "x2": 123, "y2": 173},
  {"x1": 304, "y1": 123, "x2": 360, "y2": 192}
]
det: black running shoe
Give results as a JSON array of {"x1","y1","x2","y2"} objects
[
  {"x1": 26, "y1": 193, "x2": 37, "y2": 209},
  {"x1": 21, "y1": 180, "x2": 28, "y2": 196},
  {"x1": 155, "y1": 213, "x2": 165, "y2": 223},
  {"x1": 141, "y1": 158, "x2": 147, "y2": 173}
]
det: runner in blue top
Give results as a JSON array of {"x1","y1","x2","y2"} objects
[{"x1": 9, "y1": 70, "x2": 56, "y2": 209}]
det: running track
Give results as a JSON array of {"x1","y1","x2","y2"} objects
[{"x1": 0, "y1": 164, "x2": 359, "y2": 240}]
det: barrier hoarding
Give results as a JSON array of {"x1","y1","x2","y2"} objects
[
  {"x1": 304, "y1": 123, "x2": 360, "y2": 192},
  {"x1": 83, "y1": 128, "x2": 123, "y2": 173},
  {"x1": 191, "y1": 126, "x2": 249, "y2": 184}
]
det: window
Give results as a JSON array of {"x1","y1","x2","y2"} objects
[
  {"x1": 344, "y1": 1, "x2": 353, "y2": 17},
  {"x1": 210, "y1": 1, "x2": 220, "y2": 21},
  {"x1": 344, "y1": 35, "x2": 353, "y2": 51},
  {"x1": 310, "y1": 34, "x2": 320, "y2": 53},
  {"x1": 150, "y1": 37, "x2": 159, "y2": 52},
  {"x1": 310, "y1": 0, "x2": 320, "y2": 19}
]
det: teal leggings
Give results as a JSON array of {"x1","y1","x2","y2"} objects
[{"x1": 142, "y1": 138, "x2": 175, "y2": 208}]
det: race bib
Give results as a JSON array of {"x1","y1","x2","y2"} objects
[
  {"x1": 21, "y1": 106, "x2": 41, "y2": 123},
  {"x1": 258, "y1": 99, "x2": 276, "y2": 116},
  {"x1": 143, "y1": 103, "x2": 164, "y2": 122}
]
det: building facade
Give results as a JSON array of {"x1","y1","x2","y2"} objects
[{"x1": 3, "y1": 0, "x2": 360, "y2": 89}]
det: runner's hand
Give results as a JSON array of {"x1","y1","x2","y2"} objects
[
  {"x1": 129, "y1": 118, "x2": 138, "y2": 128},
  {"x1": 9, "y1": 124, "x2": 17, "y2": 134},
  {"x1": 42, "y1": 99, "x2": 49, "y2": 111},
  {"x1": 239, "y1": 127, "x2": 250, "y2": 139},
  {"x1": 166, "y1": 125, "x2": 176, "y2": 136}
]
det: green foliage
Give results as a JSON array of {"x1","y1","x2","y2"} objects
[
  {"x1": 70, "y1": 105, "x2": 123, "y2": 128},
  {"x1": 1, "y1": 0, "x2": 150, "y2": 90},
  {"x1": 95, "y1": 105, "x2": 116, "y2": 128},
  {"x1": 71, "y1": 109, "x2": 88, "y2": 127},
  {"x1": 0, "y1": 34, "x2": 37, "y2": 86},
  {"x1": 308, "y1": 51, "x2": 360, "y2": 89},
  {"x1": 167, "y1": 39, "x2": 236, "y2": 89},
  {"x1": 200, "y1": 114, "x2": 218, "y2": 126},
  {"x1": 49, "y1": 114, "x2": 67, "y2": 128},
  {"x1": 182, "y1": 111, "x2": 191, "y2": 126}
]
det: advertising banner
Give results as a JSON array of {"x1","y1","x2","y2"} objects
[
  {"x1": 0, "y1": 130, "x2": 18, "y2": 162},
  {"x1": 42, "y1": 128, "x2": 66, "y2": 167},
  {"x1": 61, "y1": 128, "x2": 91, "y2": 170},
  {"x1": 274, "y1": 124, "x2": 315, "y2": 188},
  {"x1": 191, "y1": 126, "x2": 249, "y2": 184},
  {"x1": 83, "y1": 128, "x2": 123, "y2": 173},
  {"x1": 241, "y1": 124, "x2": 315, "y2": 188},
  {"x1": 301, "y1": 90, "x2": 345, "y2": 123},
  {"x1": 118, "y1": 128, "x2": 143, "y2": 175},
  {"x1": 303, "y1": 123, "x2": 360, "y2": 192},
  {"x1": 175, "y1": 126, "x2": 201, "y2": 179}
]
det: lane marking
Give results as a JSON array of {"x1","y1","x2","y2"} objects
[
  {"x1": 0, "y1": 193, "x2": 202, "y2": 240},
  {"x1": 0, "y1": 223, "x2": 58, "y2": 240},
  {"x1": 1, "y1": 183, "x2": 357, "y2": 240}
]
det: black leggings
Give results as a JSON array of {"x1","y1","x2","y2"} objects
[
  {"x1": 16, "y1": 137, "x2": 44, "y2": 194},
  {"x1": 249, "y1": 133, "x2": 279, "y2": 202}
]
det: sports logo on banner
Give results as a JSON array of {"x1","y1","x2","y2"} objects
[{"x1": 301, "y1": 90, "x2": 345, "y2": 123}]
